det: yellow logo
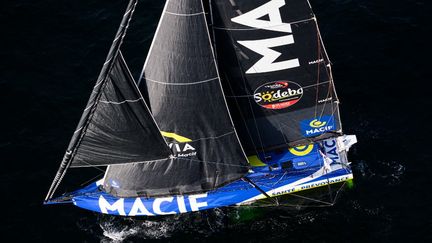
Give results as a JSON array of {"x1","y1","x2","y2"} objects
[
  {"x1": 289, "y1": 144, "x2": 314, "y2": 156},
  {"x1": 261, "y1": 91, "x2": 275, "y2": 102},
  {"x1": 160, "y1": 131, "x2": 192, "y2": 143},
  {"x1": 309, "y1": 119, "x2": 326, "y2": 128}
]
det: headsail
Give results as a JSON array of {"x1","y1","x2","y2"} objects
[
  {"x1": 45, "y1": 0, "x2": 171, "y2": 201},
  {"x1": 69, "y1": 52, "x2": 171, "y2": 168},
  {"x1": 103, "y1": 0, "x2": 250, "y2": 198},
  {"x1": 211, "y1": 0, "x2": 342, "y2": 153}
]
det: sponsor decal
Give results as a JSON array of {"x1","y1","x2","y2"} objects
[
  {"x1": 98, "y1": 193, "x2": 208, "y2": 216},
  {"x1": 322, "y1": 138, "x2": 341, "y2": 163},
  {"x1": 318, "y1": 97, "x2": 332, "y2": 103},
  {"x1": 288, "y1": 144, "x2": 314, "y2": 156},
  {"x1": 231, "y1": 0, "x2": 300, "y2": 74},
  {"x1": 300, "y1": 115, "x2": 335, "y2": 137},
  {"x1": 254, "y1": 81, "x2": 303, "y2": 109},
  {"x1": 161, "y1": 131, "x2": 196, "y2": 157},
  {"x1": 308, "y1": 58, "x2": 324, "y2": 65}
]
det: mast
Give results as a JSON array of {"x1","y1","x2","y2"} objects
[{"x1": 45, "y1": 0, "x2": 138, "y2": 202}]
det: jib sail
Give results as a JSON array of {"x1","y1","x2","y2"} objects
[
  {"x1": 103, "y1": 0, "x2": 250, "y2": 198},
  {"x1": 45, "y1": 0, "x2": 171, "y2": 201},
  {"x1": 69, "y1": 52, "x2": 171, "y2": 168},
  {"x1": 211, "y1": 0, "x2": 342, "y2": 153}
]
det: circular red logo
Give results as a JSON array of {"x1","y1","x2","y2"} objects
[{"x1": 253, "y1": 81, "x2": 303, "y2": 110}]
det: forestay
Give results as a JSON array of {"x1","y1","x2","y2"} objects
[{"x1": 45, "y1": 0, "x2": 173, "y2": 201}]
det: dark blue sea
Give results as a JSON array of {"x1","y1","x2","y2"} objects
[{"x1": 1, "y1": 0, "x2": 430, "y2": 242}]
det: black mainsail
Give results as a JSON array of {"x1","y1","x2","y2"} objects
[
  {"x1": 102, "y1": 0, "x2": 249, "y2": 198},
  {"x1": 211, "y1": 0, "x2": 342, "y2": 153}
]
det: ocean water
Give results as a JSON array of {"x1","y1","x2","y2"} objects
[{"x1": 0, "y1": 0, "x2": 430, "y2": 242}]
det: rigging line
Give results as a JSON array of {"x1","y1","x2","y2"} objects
[
  {"x1": 216, "y1": 59, "x2": 262, "y2": 157},
  {"x1": 317, "y1": 96, "x2": 338, "y2": 124},
  {"x1": 74, "y1": 155, "x2": 252, "y2": 169},
  {"x1": 174, "y1": 157, "x2": 251, "y2": 168},
  {"x1": 70, "y1": 160, "x2": 106, "y2": 172},
  {"x1": 164, "y1": 11, "x2": 204, "y2": 16},
  {"x1": 209, "y1": 0, "x2": 218, "y2": 59},
  {"x1": 235, "y1": 180, "x2": 349, "y2": 208},
  {"x1": 264, "y1": 109, "x2": 316, "y2": 145},
  {"x1": 225, "y1": 81, "x2": 331, "y2": 98},
  {"x1": 79, "y1": 172, "x2": 105, "y2": 186},
  {"x1": 329, "y1": 180, "x2": 347, "y2": 204},
  {"x1": 282, "y1": 191, "x2": 333, "y2": 205},
  {"x1": 73, "y1": 126, "x2": 83, "y2": 134},
  {"x1": 99, "y1": 97, "x2": 143, "y2": 105},
  {"x1": 219, "y1": 71, "x2": 262, "y2": 158},
  {"x1": 314, "y1": 20, "x2": 340, "y2": 122},
  {"x1": 277, "y1": 121, "x2": 290, "y2": 147},
  {"x1": 118, "y1": 51, "x2": 171, "y2": 152},
  {"x1": 314, "y1": 19, "x2": 322, "y2": 118},
  {"x1": 242, "y1": 177, "x2": 279, "y2": 205},
  {"x1": 317, "y1": 74, "x2": 334, "y2": 120},
  {"x1": 84, "y1": 103, "x2": 94, "y2": 111},
  {"x1": 200, "y1": 0, "x2": 250, "y2": 167},
  {"x1": 322, "y1": 104, "x2": 338, "y2": 124},
  {"x1": 71, "y1": 157, "x2": 170, "y2": 168},
  {"x1": 187, "y1": 131, "x2": 235, "y2": 143},
  {"x1": 103, "y1": 56, "x2": 114, "y2": 66},
  {"x1": 138, "y1": 0, "x2": 170, "y2": 86},
  {"x1": 144, "y1": 77, "x2": 219, "y2": 86},
  {"x1": 226, "y1": 34, "x2": 267, "y2": 157},
  {"x1": 44, "y1": 0, "x2": 138, "y2": 202},
  {"x1": 239, "y1": 180, "x2": 348, "y2": 208},
  {"x1": 213, "y1": 17, "x2": 315, "y2": 31},
  {"x1": 210, "y1": 17, "x2": 262, "y2": 158},
  {"x1": 272, "y1": 171, "x2": 288, "y2": 187},
  {"x1": 70, "y1": 2, "x2": 138, "y2": 156},
  {"x1": 319, "y1": 150, "x2": 335, "y2": 203}
]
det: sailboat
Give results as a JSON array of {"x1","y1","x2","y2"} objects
[{"x1": 45, "y1": 0, "x2": 357, "y2": 216}]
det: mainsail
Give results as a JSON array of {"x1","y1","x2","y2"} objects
[
  {"x1": 103, "y1": 0, "x2": 250, "y2": 198},
  {"x1": 211, "y1": 0, "x2": 342, "y2": 153}
]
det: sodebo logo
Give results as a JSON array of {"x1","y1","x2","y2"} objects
[
  {"x1": 300, "y1": 116, "x2": 336, "y2": 137},
  {"x1": 254, "y1": 81, "x2": 303, "y2": 109}
]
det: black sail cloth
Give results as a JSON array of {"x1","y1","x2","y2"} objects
[
  {"x1": 44, "y1": 0, "x2": 170, "y2": 201},
  {"x1": 103, "y1": 0, "x2": 250, "y2": 198},
  {"x1": 211, "y1": 0, "x2": 342, "y2": 153},
  {"x1": 71, "y1": 53, "x2": 171, "y2": 167}
]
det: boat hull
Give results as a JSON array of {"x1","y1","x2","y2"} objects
[{"x1": 48, "y1": 135, "x2": 356, "y2": 216}]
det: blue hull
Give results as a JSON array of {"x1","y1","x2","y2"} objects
[{"x1": 47, "y1": 136, "x2": 355, "y2": 216}]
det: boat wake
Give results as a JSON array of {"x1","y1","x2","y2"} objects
[
  {"x1": 95, "y1": 207, "x2": 332, "y2": 242},
  {"x1": 97, "y1": 209, "x2": 227, "y2": 241},
  {"x1": 99, "y1": 220, "x2": 172, "y2": 242}
]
